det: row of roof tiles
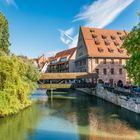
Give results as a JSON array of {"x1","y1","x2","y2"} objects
[
  {"x1": 48, "y1": 47, "x2": 76, "y2": 64},
  {"x1": 80, "y1": 27, "x2": 129, "y2": 58}
]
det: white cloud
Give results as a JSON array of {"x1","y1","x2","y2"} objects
[
  {"x1": 73, "y1": 0, "x2": 134, "y2": 28},
  {"x1": 47, "y1": 51, "x2": 58, "y2": 57},
  {"x1": 5, "y1": 0, "x2": 18, "y2": 8},
  {"x1": 59, "y1": 0, "x2": 134, "y2": 49},
  {"x1": 58, "y1": 27, "x2": 78, "y2": 48}
]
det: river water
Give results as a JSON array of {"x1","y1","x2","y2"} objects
[{"x1": 0, "y1": 90, "x2": 140, "y2": 140}]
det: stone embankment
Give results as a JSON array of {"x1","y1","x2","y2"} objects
[{"x1": 77, "y1": 85, "x2": 140, "y2": 114}]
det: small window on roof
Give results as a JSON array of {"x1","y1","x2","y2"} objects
[
  {"x1": 98, "y1": 47, "x2": 104, "y2": 52},
  {"x1": 118, "y1": 49, "x2": 124, "y2": 53},
  {"x1": 94, "y1": 38, "x2": 100, "y2": 45},
  {"x1": 102, "y1": 35, "x2": 107, "y2": 39},
  {"x1": 120, "y1": 35, "x2": 126, "y2": 40},
  {"x1": 90, "y1": 29, "x2": 95, "y2": 33},
  {"x1": 114, "y1": 41, "x2": 120, "y2": 46},
  {"x1": 117, "y1": 32, "x2": 122, "y2": 35},
  {"x1": 108, "y1": 48, "x2": 114, "y2": 53},
  {"x1": 105, "y1": 40, "x2": 110, "y2": 46},
  {"x1": 92, "y1": 34, "x2": 97, "y2": 38},
  {"x1": 111, "y1": 35, "x2": 116, "y2": 40}
]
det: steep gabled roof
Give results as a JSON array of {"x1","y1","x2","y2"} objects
[
  {"x1": 80, "y1": 27, "x2": 129, "y2": 58},
  {"x1": 49, "y1": 47, "x2": 76, "y2": 63}
]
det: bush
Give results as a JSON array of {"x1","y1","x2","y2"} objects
[{"x1": 0, "y1": 52, "x2": 40, "y2": 117}]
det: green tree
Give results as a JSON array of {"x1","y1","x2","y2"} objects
[
  {"x1": 0, "y1": 12, "x2": 10, "y2": 54},
  {"x1": 0, "y1": 52, "x2": 40, "y2": 117},
  {"x1": 0, "y1": 12, "x2": 40, "y2": 117},
  {"x1": 123, "y1": 14, "x2": 140, "y2": 86}
]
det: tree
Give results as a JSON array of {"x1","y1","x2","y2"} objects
[
  {"x1": 123, "y1": 14, "x2": 140, "y2": 86},
  {"x1": 0, "y1": 12, "x2": 10, "y2": 54},
  {"x1": 0, "y1": 52, "x2": 40, "y2": 117},
  {"x1": 0, "y1": 12, "x2": 40, "y2": 117}
]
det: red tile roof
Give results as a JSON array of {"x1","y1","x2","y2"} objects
[
  {"x1": 49, "y1": 47, "x2": 76, "y2": 64},
  {"x1": 81, "y1": 27, "x2": 129, "y2": 58}
]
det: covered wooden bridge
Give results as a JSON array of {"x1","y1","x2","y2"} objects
[{"x1": 38, "y1": 72, "x2": 98, "y2": 90}]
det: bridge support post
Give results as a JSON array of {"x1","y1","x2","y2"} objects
[{"x1": 50, "y1": 89, "x2": 53, "y2": 102}]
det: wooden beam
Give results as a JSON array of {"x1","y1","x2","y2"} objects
[
  {"x1": 38, "y1": 84, "x2": 72, "y2": 90},
  {"x1": 40, "y1": 72, "x2": 98, "y2": 80}
]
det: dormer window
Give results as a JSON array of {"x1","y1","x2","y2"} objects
[
  {"x1": 105, "y1": 40, "x2": 110, "y2": 45},
  {"x1": 102, "y1": 35, "x2": 107, "y2": 39},
  {"x1": 120, "y1": 35, "x2": 126, "y2": 40},
  {"x1": 108, "y1": 48, "x2": 114, "y2": 53},
  {"x1": 117, "y1": 32, "x2": 122, "y2": 35},
  {"x1": 90, "y1": 29, "x2": 95, "y2": 33},
  {"x1": 114, "y1": 41, "x2": 120, "y2": 46},
  {"x1": 60, "y1": 57, "x2": 67, "y2": 62},
  {"x1": 98, "y1": 47, "x2": 104, "y2": 52},
  {"x1": 111, "y1": 35, "x2": 116, "y2": 40},
  {"x1": 94, "y1": 38, "x2": 100, "y2": 45},
  {"x1": 92, "y1": 34, "x2": 97, "y2": 38},
  {"x1": 118, "y1": 48, "x2": 124, "y2": 53}
]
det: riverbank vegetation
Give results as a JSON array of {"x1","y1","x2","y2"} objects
[
  {"x1": 123, "y1": 14, "x2": 140, "y2": 86},
  {"x1": 0, "y1": 12, "x2": 40, "y2": 117}
]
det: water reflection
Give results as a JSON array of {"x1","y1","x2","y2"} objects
[
  {"x1": 0, "y1": 90, "x2": 140, "y2": 140},
  {"x1": 0, "y1": 105, "x2": 41, "y2": 140}
]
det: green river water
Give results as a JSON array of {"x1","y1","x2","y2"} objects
[{"x1": 0, "y1": 90, "x2": 140, "y2": 140}]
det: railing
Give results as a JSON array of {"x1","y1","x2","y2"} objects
[
  {"x1": 38, "y1": 84, "x2": 72, "y2": 90},
  {"x1": 38, "y1": 83, "x2": 97, "y2": 90},
  {"x1": 103, "y1": 85, "x2": 140, "y2": 98}
]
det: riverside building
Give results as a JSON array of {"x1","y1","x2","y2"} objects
[
  {"x1": 75, "y1": 27, "x2": 129, "y2": 85},
  {"x1": 48, "y1": 47, "x2": 77, "y2": 73}
]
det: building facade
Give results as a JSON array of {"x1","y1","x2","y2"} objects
[
  {"x1": 48, "y1": 47, "x2": 76, "y2": 73},
  {"x1": 75, "y1": 27, "x2": 129, "y2": 85},
  {"x1": 33, "y1": 55, "x2": 47, "y2": 71}
]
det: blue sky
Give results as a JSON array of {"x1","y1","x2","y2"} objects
[{"x1": 0, "y1": 0, "x2": 139, "y2": 58}]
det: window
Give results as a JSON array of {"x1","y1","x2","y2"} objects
[
  {"x1": 117, "y1": 32, "x2": 122, "y2": 35},
  {"x1": 51, "y1": 60, "x2": 57, "y2": 64},
  {"x1": 111, "y1": 68, "x2": 114, "y2": 75},
  {"x1": 90, "y1": 29, "x2": 95, "y2": 33},
  {"x1": 119, "y1": 59, "x2": 122, "y2": 64},
  {"x1": 94, "y1": 38, "x2": 100, "y2": 45},
  {"x1": 111, "y1": 59, "x2": 114, "y2": 64},
  {"x1": 103, "y1": 68, "x2": 107, "y2": 75},
  {"x1": 60, "y1": 57, "x2": 67, "y2": 62},
  {"x1": 105, "y1": 40, "x2": 110, "y2": 45},
  {"x1": 119, "y1": 68, "x2": 122, "y2": 75},
  {"x1": 92, "y1": 34, "x2": 97, "y2": 38},
  {"x1": 118, "y1": 49, "x2": 124, "y2": 53},
  {"x1": 83, "y1": 59, "x2": 86, "y2": 65},
  {"x1": 95, "y1": 69, "x2": 99, "y2": 74},
  {"x1": 95, "y1": 59, "x2": 99, "y2": 64},
  {"x1": 111, "y1": 35, "x2": 116, "y2": 40},
  {"x1": 120, "y1": 35, "x2": 126, "y2": 40},
  {"x1": 108, "y1": 48, "x2": 114, "y2": 53},
  {"x1": 103, "y1": 59, "x2": 106, "y2": 64},
  {"x1": 114, "y1": 41, "x2": 120, "y2": 46},
  {"x1": 102, "y1": 35, "x2": 107, "y2": 39},
  {"x1": 98, "y1": 47, "x2": 104, "y2": 52}
]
